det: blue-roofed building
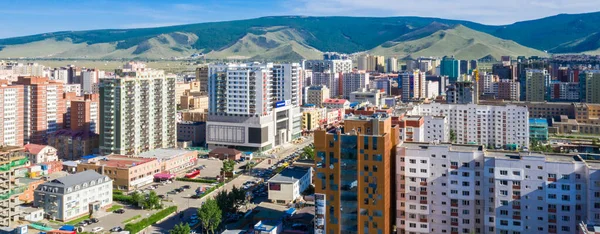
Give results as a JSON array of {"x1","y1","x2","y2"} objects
[
  {"x1": 530, "y1": 118, "x2": 549, "y2": 142},
  {"x1": 253, "y1": 220, "x2": 282, "y2": 234}
]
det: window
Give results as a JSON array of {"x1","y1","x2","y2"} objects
[
  {"x1": 512, "y1": 171, "x2": 520, "y2": 176},
  {"x1": 500, "y1": 170, "x2": 508, "y2": 175}
]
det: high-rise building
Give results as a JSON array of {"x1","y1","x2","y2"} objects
[
  {"x1": 71, "y1": 94, "x2": 99, "y2": 134},
  {"x1": 440, "y1": 57, "x2": 460, "y2": 84},
  {"x1": 401, "y1": 70, "x2": 426, "y2": 102},
  {"x1": 306, "y1": 86, "x2": 330, "y2": 107},
  {"x1": 314, "y1": 114, "x2": 399, "y2": 234},
  {"x1": 549, "y1": 82, "x2": 580, "y2": 102},
  {"x1": 81, "y1": 69, "x2": 103, "y2": 94},
  {"x1": 206, "y1": 63, "x2": 301, "y2": 151},
  {"x1": 497, "y1": 80, "x2": 521, "y2": 101},
  {"x1": 460, "y1": 60, "x2": 469, "y2": 75},
  {"x1": 303, "y1": 60, "x2": 352, "y2": 74},
  {"x1": 371, "y1": 78, "x2": 392, "y2": 96},
  {"x1": 446, "y1": 81, "x2": 477, "y2": 104},
  {"x1": 357, "y1": 54, "x2": 368, "y2": 71},
  {"x1": 0, "y1": 83, "x2": 24, "y2": 146},
  {"x1": 0, "y1": 146, "x2": 28, "y2": 227},
  {"x1": 195, "y1": 65, "x2": 209, "y2": 93},
  {"x1": 312, "y1": 72, "x2": 341, "y2": 98},
  {"x1": 341, "y1": 71, "x2": 370, "y2": 99},
  {"x1": 15, "y1": 76, "x2": 66, "y2": 144},
  {"x1": 349, "y1": 88, "x2": 384, "y2": 106},
  {"x1": 409, "y1": 103, "x2": 530, "y2": 148},
  {"x1": 525, "y1": 69, "x2": 550, "y2": 102},
  {"x1": 425, "y1": 80, "x2": 440, "y2": 99},
  {"x1": 387, "y1": 57, "x2": 398, "y2": 73},
  {"x1": 99, "y1": 64, "x2": 176, "y2": 155},
  {"x1": 581, "y1": 70, "x2": 600, "y2": 103},
  {"x1": 397, "y1": 142, "x2": 600, "y2": 234}
]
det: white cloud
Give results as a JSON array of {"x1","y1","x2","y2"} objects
[{"x1": 291, "y1": 0, "x2": 600, "y2": 25}]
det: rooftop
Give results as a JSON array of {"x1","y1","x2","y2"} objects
[
  {"x1": 209, "y1": 148, "x2": 242, "y2": 156},
  {"x1": 41, "y1": 170, "x2": 107, "y2": 188},
  {"x1": 138, "y1": 148, "x2": 195, "y2": 160},
  {"x1": 530, "y1": 118, "x2": 548, "y2": 125},
  {"x1": 254, "y1": 220, "x2": 281, "y2": 232},
  {"x1": 345, "y1": 112, "x2": 390, "y2": 121},
  {"x1": 87, "y1": 155, "x2": 155, "y2": 168},
  {"x1": 24, "y1": 144, "x2": 49, "y2": 155},
  {"x1": 323, "y1": 98, "x2": 348, "y2": 104},
  {"x1": 269, "y1": 167, "x2": 311, "y2": 184}
]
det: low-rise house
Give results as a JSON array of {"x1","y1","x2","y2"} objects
[
  {"x1": 33, "y1": 170, "x2": 112, "y2": 221},
  {"x1": 77, "y1": 155, "x2": 159, "y2": 191},
  {"x1": 209, "y1": 148, "x2": 242, "y2": 161},
  {"x1": 24, "y1": 144, "x2": 58, "y2": 164},
  {"x1": 138, "y1": 149, "x2": 198, "y2": 174},
  {"x1": 267, "y1": 167, "x2": 313, "y2": 204}
]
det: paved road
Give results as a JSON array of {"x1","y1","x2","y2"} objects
[{"x1": 79, "y1": 138, "x2": 313, "y2": 234}]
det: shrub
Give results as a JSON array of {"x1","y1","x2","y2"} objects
[
  {"x1": 175, "y1": 178, "x2": 218, "y2": 184},
  {"x1": 124, "y1": 206, "x2": 177, "y2": 234}
]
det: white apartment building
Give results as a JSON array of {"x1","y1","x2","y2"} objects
[
  {"x1": 341, "y1": 71, "x2": 369, "y2": 99},
  {"x1": 387, "y1": 57, "x2": 398, "y2": 73},
  {"x1": 349, "y1": 88, "x2": 383, "y2": 107},
  {"x1": 401, "y1": 70, "x2": 426, "y2": 102},
  {"x1": 11, "y1": 63, "x2": 45, "y2": 77},
  {"x1": 64, "y1": 84, "x2": 81, "y2": 96},
  {"x1": 424, "y1": 115, "x2": 449, "y2": 142},
  {"x1": 397, "y1": 142, "x2": 600, "y2": 234},
  {"x1": 206, "y1": 63, "x2": 301, "y2": 151},
  {"x1": 303, "y1": 59, "x2": 352, "y2": 74},
  {"x1": 81, "y1": 69, "x2": 104, "y2": 94},
  {"x1": 52, "y1": 67, "x2": 69, "y2": 84},
  {"x1": 409, "y1": 103, "x2": 529, "y2": 148},
  {"x1": 0, "y1": 84, "x2": 23, "y2": 146},
  {"x1": 99, "y1": 64, "x2": 176, "y2": 155},
  {"x1": 425, "y1": 81, "x2": 440, "y2": 99},
  {"x1": 33, "y1": 170, "x2": 112, "y2": 221},
  {"x1": 267, "y1": 167, "x2": 312, "y2": 204}
]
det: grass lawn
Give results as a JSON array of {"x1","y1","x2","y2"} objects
[
  {"x1": 122, "y1": 215, "x2": 142, "y2": 224},
  {"x1": 107, "y1": 204, "x2": 124, "y2": 212},
  {"x1": 65, "y1": 215, "x2": 90, "y2": 225}
]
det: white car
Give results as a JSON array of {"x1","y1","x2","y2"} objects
[{"x1": 92, "y1": 227, "x2": 104, "y2": 233}]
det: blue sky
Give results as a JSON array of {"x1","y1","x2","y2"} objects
[{"x1": 1, "y1": 0, "x2": 599, "y2": 38}]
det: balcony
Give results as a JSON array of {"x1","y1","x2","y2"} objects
[
  {"x1": 512, "y1": 205, "x2": 520, "y2": 209},
  {"x1": 549, "y1": 219, "x2": 556, "y2": 223},
  {"x1": 451, "y1": 222, "x2": 458, "y2": 226},
  {"x1": 548, "y1": 208, "x2": 556, "y2": 213},
  {"x1": 420, "y1": 182, "x2": 427, "y2": 186},
  {"x1": 420, "y1": 191, "x2": 427, "y2": 195},
  {"x1": 512, "y1": 195, "x2": 521, "y2": 200},
  {"x1": 512, "y1": 185, "x2": 521, "y2": 189},
  {"x1": 513, "y1": 216, "x2": 521, "y2": 220},
  {"x1": 451, "y1": 203, "x2": 458, "y2": 207},
  {"x1": 420, "y1": 200, "x2": 428, "y2": 204},
  {"x1": 451, "y1": 212, "x2": 458, "y2": 217},
  {"x1": 548, "y1": 178, "x2": 556, "y2": 182},
  {"x1": 450, "y1": 165, "x2": 458, "y2": 169},
  {"x1": 419, "y1": 218, "x2": 428, "y2": 223},
  {"x1": 548, "y1": 229, "x2": 557, "y2": 233}
]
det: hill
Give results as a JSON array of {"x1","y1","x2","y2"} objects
[
  {"x1": 1, "y1": 13, "x2": 599, "y2": 60},
  {"x1": 369, "y1": 25, "x2": 547, "y2": 60}
]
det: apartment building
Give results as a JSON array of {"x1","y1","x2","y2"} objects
[
  {"x1": 195, "y1": 65, "x2": 208, "y2": 93},
  {"x1": 64, "y1": 84, "x2": 81, "y2": 96},
  {"x1": 180, "y1": 92, "x2": 208, "y2": 111},
  {"x1": 206, "y1": 63, "x2": 301, "y2": 151},
  {"x1": 387, "y1": 57, "x2": 398, "y2": 73},
  {"x1": 302, "y1": 108, "x2": 323, "y2": 131},
  {"x1": 446, "y1": 81, "x2": 477, "y2": 104},
  {"x1": 401, "y1": 70, "x2": 426, "y2": 102},
  {"x1": 48, "y1": 129, "x2": 98, "y2": 161},
  {"x1": 15, "y1": 76, "x2": 66, "y2": 144},
  {"x1": 350, "y1": 89, "x2": 383, "y2": 107},
  {"x1": 33, "y1": 170, "x2": 112, "y2": 221},
  {"x1": 314, "y1": 114, "x2": 399, "y2": 234},
  {"x1": 341, "y1": 71, "x2": 370, "y2": 99},
  {"x1": 177, "y1": 121, "x2": 206, "y2": 147},
  {"x1": 550, "y1": 82, "x2": 580, "y2": 102},
  {"x1": 372, "y1": 78, "x2": 392, "y2": 96},
  {"x1": 311, "y1": 72, "x2": 341, "y2": 98},
  {"x1": 267, "y1": 167, "x2": 312, "y2": 204},
  {"x1": 397, "y1": 142, "x2": 600, "y2": 234},
  {"x1": 581, "y1": 70, "x2": 600, "y2": 103},
  {"x1": 138, "y1": 149, "x2": 197, "y2": 174},
  {"x1": 99, "y1": 64, "x2": 177, "y2": 155},
  {"x1": 409, "y1": 103, "x2": 529, "y2": 148},
  {"x1": 0, "y1": 83, "x2": 24, "y2": 146},
  {"x1": 77, "y1": 155, "x2": 160, "y2": 191},
  {"x1": 496, "y1": 80, "x2": 520, "y2": 101},
  {"x1": 525, "y1": 69, "x2": 550, "y2": 102},
  {"x1": 70, "y1": 94, "x2": 99, "y2": 134},
  {"x1": 306, "y1": 86, "x2": 330, "y2": 107},
  {"x1": 0, "y1": 146, "x2": 29, "y2": 227},
  {"x1": 303, "y1": 59, "x2": 352, "y2": 74},
  {"x1": 81, "y1": 69, "x2": 103, "y2": 94}
]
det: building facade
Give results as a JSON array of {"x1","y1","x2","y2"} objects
[
  {"x1": 582, "y1": 71, "x2": 600, "y2": 103},
  {"x1": 177, "y1": 121, "x2": 206, "y2": 147},
  {"x1": 525, "y1": 69, "x2": 550, "y2": 102},
  {"x1": 0, "y1": 146, "x2": 29, "y2": 227},
  {"x1": 306, "y1": 86, "x2": 330, "y2": 107},
  {"x1": 76, "y1": 155, "x2": 160, "y2": 191},
  {"x1": 341, "y1": 72, "x2": 370, "y2": 99},
  {"x1": 409, "y1": 103, "x2": 530, "y2": 148},
  {"x1": 0, "y1": 83, "x2": 24, "y2": 146},
  {"x1": 267, "y1": 167, "x2": 312, "y2": 204},
  {"x1": 446, "y1": 81, "x2": 477, "y2": 104},
  {"x1": 33, "y1": 170, "x2": 112, "y2": 221},
  {"x1": 314, "y1": 114, "x2": 399, "y2": 234},
  {"x1": 99, "y1": 65, "x2": 176, "y2": 155}
]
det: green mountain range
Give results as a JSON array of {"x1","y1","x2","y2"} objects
[{"x1": 1, "y1": 12, "x2": 600, "y2": 60}]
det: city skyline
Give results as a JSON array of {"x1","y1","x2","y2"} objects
[{"x1": 0, "y1": 0, "x2": 599, "y2": 38}]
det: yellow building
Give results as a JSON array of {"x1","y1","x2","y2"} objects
[
  {"x1": 314, "y1": 114, "x2": 399, "y2": 234},
  {"x1": 302, "y1": 108, "x2": 323, "y2": 131},
  {"x1": 583, "y1": 71, "x2": 600, "y2": 103}
]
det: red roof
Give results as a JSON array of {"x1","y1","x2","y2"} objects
[
  {"x1": 323, "y1": 98, "x2": 348, "y2": 104},
  {"x1": 92, "y1": 155, "x2": 155, "y2": 168},
  {"x1": 24, "y1": 144, "x2": 48, "y2": 155}
]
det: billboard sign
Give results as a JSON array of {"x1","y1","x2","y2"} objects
[{"x1": 314, "y1": 193, "x2": 326, "y2": 234}]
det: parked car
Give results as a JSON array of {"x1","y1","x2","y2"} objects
[
  {"x1": 78, "y1": 221, "x2": 88, "y2": 227},
  {"x1": 158, "y1": 194, "x2": 165, "y2": 199},
  {"x1": 113, "y1": 208, "x2": 125, "y2": 214},
  {"x1": 92, "y1": 227, "x2": 104, "y2": 233},
  {"x1": 182, "y1": 185, "x2": 191, "y2": 189},
  {"x1": 110, "y1": 226, "x2": 123, "y2": 232},
  {"x1": 90, "y1": 218, "x2": 99, "y2": 223}
]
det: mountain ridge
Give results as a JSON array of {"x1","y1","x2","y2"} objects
[{"x1": 0, "y1": 13, "x2": 599, "y2": 60}]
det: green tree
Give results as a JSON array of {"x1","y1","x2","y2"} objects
[
  {"x1": 301, "y1": 146, "x2": 315, "y2": 160},
  {"x1": 449, "y1": 130, "x2": 456, "y2": 143},
  {"x1": 222, "y1": 160, "x2": 235, "y2": 174},
  {"x1": 215, "y1": 190, "x2": 234, "y2": 214},
  {"x1": 131, "y1": 192, "x2": 143, "y2": 208},
  {"x1": 169, "y1": 222, "x2": 191, "y2": 234},
  {"x1": 198, "y1": 199, "x2": 222, "y2": 234},
  {"x1": 230, "y1": 186, "x2": 248, "y2": 211},
  {"x1": 143, "y1": 191, "x2": 162, "y2": 210}
]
